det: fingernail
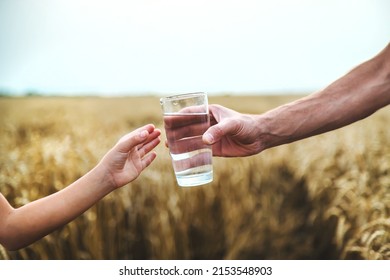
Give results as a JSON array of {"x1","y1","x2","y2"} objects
[
  {"x1": 203, "y1": 133, "x2": 214, "y2": 144},
  {"x1": 139, "y1": 130, "x2": 148, "y2": 138}
]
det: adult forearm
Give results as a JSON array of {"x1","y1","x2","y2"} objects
[{"x1": 258, "y1": 43, "x2": 390, "y2": 149}]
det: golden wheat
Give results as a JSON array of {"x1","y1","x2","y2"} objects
[{"x1": 0, "y1": 95, "x2": 389, "y2": 259}]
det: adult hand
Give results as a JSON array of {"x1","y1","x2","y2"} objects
[{"x1": 203, "y1": 105, "x2": 265, "y2": 157}]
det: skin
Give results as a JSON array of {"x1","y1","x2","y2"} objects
[
  {"x1": 0, "y1": 124, "x2": 161, "y2": 251},
  {"x1": 202, "y1": 43, "x2": 390, "y2": 157}
]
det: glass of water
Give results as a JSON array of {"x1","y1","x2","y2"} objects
[{"x1": 160, "y1": 92, "x2": 213, "y2": 187}]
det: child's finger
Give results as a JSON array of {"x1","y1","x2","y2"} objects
[
  {"x1": 136, "y1": 128, "x2": 161, "y2": 151},
  {"x1": 146, "y1": 128, "x2": 161, "y2": 142},
  {"x1": 141, "y1": 151, "x2": 157, "y2": 170},
  {"x1": 138, "y1": 136, "x2": 161, "y2": 158},
  {"x1": 116, "y1": 124, "x2": 156, "y2": 153}
]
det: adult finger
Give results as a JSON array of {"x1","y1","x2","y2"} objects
[
  {"x1": 163, "y1": 105, "x2": 207, "y2": 128},
  {"x1": 202, "y1": 118, "x2": 240, "y2": 145},
  {"x1": 164, "y1": 121, "x2": 209, "y2": 142},
  {"x1": 166, "y1": 135, "x2": 206, "y2": 155}
]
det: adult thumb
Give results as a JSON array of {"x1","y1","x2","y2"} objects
[{"x1": 203, "y1": 119, "x2": 237, "y2": 145}]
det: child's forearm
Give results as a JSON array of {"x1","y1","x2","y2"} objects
[{"x1": 1, "y1": 165, "x2": 112, "y2": 251}]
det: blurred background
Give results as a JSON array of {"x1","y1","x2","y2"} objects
[
  {"x1": 0, "y1": 0, "x2": 389, "y2": 260},
  {"x1": 0, "y1": 0, "x2": 389, "y2": 96}
]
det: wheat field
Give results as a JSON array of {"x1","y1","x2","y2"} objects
[{"x1": 0, "y1": 95, "x2": 389, "y2": 260}]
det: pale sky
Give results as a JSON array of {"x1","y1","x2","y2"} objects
[{"x1": 0, "y1": 0, "x2": 389, "y2": 96}]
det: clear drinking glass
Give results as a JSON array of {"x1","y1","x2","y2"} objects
[{"x1": 160, "y1": 92, "x2": 213, "y2": 187}]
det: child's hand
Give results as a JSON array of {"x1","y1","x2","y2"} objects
[
  {"x1": 99, "y1": 124, "x2": 161, "y2": 189},
  {"x1": 0, "y1": 124, "x2": 161, "y2": 251}
]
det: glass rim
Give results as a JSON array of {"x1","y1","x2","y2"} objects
[{"x1": 160, "y1": 92, "x2": 206, "y2": 102}]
